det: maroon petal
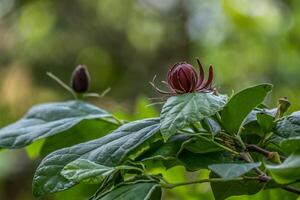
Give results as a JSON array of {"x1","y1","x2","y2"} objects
[
  {"x1": 176, "y1": 69, "x2": 188, "y2": 93},
  {"x1": 181, "y1": 67, "x2": 193, "y2": 92},
  {"x1": 196, "y1": 59, "x2": 205, "y2": 88},
  {"x1": 150, "y1": 76, "x2": 175, "y2": 95},
  {"x1": 198, "y1": 64, "x2": 214, "y2": 91}
]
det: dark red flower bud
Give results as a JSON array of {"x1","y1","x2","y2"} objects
[
  {"x1": 71, "y1": 65, "x2": 90, "y2": 93},
  {"x1": 167, "y1": 62, "x2": 198, "y2": 94},
  {"x1": 150, "y1": 59, "x2": 214, "y2": 95}
]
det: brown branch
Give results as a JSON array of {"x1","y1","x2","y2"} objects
[
  {"x1": 240, "y1": 146, "x2": 300, "y2": 195},
  {"x1": 239, "y1": 152, "x2": 270, "y2": 180},
  {"x1": 246, "y1": 144, "x2": 286, "y2": 161},
  {"x1": 282, "y1": 186, "x2": 300, "y2": 195}
]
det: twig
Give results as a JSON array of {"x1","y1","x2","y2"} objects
[
  {"x1": 47, "y1": 72, "x2": 77, "y2": 99},
  {"x1": 282, "y1": 186, "x2": 300, "y2": 195},
  {"x1": 246, "y1": 144, "x2": 286, "y2": 161},
  {"x1": 239, "y1": 152, "x2": 267, "y2": 177},
  {"x1": 241, "y1": 145, "x2": 300, "y2": 195}
]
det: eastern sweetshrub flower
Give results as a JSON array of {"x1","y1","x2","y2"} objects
[
  {"x1": 71, "y1": 65, "x2": 90, "y2": 93},
  {"x1": 151, "y1": 59, "x2": 214, "y2": 95}
]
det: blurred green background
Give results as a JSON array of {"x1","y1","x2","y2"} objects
[{"x1": 1, "y1": 0, "x2": 300, "y2": 199}]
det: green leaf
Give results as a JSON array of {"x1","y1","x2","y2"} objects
[
  {"x1": 133, "y1": 96, "x2": 159, "y2": 119},
  {"x1": 266, "y1": 152, "x2": 300, "y2": 184},
  {"x1": 40, "y1": 119, "x2": 118, "y2": 156},
  {"x1": 243, "y1": 108, "x2": 277, "y2": 127},
  {"x1": 32, "y1": 118, "x2": 161, "y2": 197},
  {"x1": 274, "y1": 111, "x2": 300, "y2": 139},
  {"x1": 280, "y1": 136, "x2": 300, "y2": 154},
  {"x1": 201, "y1": 118, "x2": 222, "y2": 136},
  {"x1": 239, "y1": 109, "x2": 276, "y2": 145},
  {"x1": 257, "y1": 112, "x2": 275, "y2": 133},
  {"x1": 241, "y1": 108, "x2": 276, "y2": 142},
  {"x1": 61, "y1": 159, "x2": 115, "y2": 184},
  {"x1": 94, "y1": 181, "x2": 161, "y2": 200},
  {"x1": 26, "y1": 139, "x2": 45, "y2": 159},
  {"x1": 184, "y1": 137, "x2": 223, "y2": 153},
  {"x1": 160, "y1": 93, "x2": 227, "y2": 141},
  {"x1": 0, "y1": 101, "x2": 116, "y2": 148},
  {"x1": 208, "y1": 162, "x2": 261, "y2": 180},
  {"x1": 89, "y1": 171, "x2": 124, "y2": 199},
  {"x1": 210, "y1": 172, "x2": 264, "y2": 200},
  {"x1": 221, "y1": 84, "x2": 272, "y2": 134},
  {"x1": 137, "y1": 134, "x2": 193, "y2": 170},
  {"x1": 178, "y1": 150, "x2": 234, "y2": 171}
]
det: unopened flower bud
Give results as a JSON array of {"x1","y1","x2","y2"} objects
[
  {"x1": 151, "y1": 59, "x2": 214, "y2": 95},
  {"x1": 275, "y1": 97, "x2": 291, "y2": 118},
  {"x1": 167, "y1": 62, "x2": 198, "y2": 94},
  {"x1": 278, "y1": 97, "x2": 290, "y2": 114},
  {"x1": 71, "y1": 65, "x2": 90, "y2": 93}
]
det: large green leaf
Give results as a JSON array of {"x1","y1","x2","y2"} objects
[
  {"x1": 26, "y1": 120, "x2": 118, "y2": 159},
  {"x1": 210, "y1": 173, "x2": 264, "y2": 200},
  {"x1": 61, "y1": 159, "x2": 115, "y2": 184},
  {"x1": 221, "y1": 84, "x2": 272, "y2": 134},
  {"x1": 208, "y1": 162, "x2": 261, "y2": 180},
  {"x1": 274, "y1": 111, "x2": 300, "y2": 139},
  {"x1": 0, "y1": 101, "x2": 116, "y2": 148},
  {"x1": 266, "y1": 152, "x2": 300, "y2": 184},
  {"x1": 257, "y1": 112, "x2": 275, "y2": 133},
  {"x1": 32, "y1": 118, "x2": 161, "y2": 197},
  {"x1": 40, "y1": 119, "x2": 118, "y2": 156},
  {"x1": 160, "y1": 93, "x2": 227, "y2": 141},
  {"x1": 94, "y1": 181, "x2": 161, "y2": 200},
  {"x1": 61, "y1": 159, "x2": 139, "y2": 185}
]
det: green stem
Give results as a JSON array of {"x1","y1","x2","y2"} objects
[
  {"x1": 83, "y1": 88, "x2": 111, "y2": 98},
  {"x1": 111, "y1": 116, "x2": 124, "y2": 125},
  {"x1": 117, "y1": 165, "x2": 155, "y2": 182},
  {"x1": 259, "y1": 132, "x2": 274, "y2": 146},
  {"x1": 235, "y1": 134, "x2": 268, "y2": 177},
  {"x1": 98, "y1": 117, "x2": 123, "y2": 126},
  {"x1": 159, "y1": 176, "x2": 171, "y2": 185},
  {"x1": 47, "y1": 72, "x2": 78, "y2": 99},
  {"x1": 215, "y1": 112, "x2": 223, "y2": 127},
  {"x1": 162, "y1": 177, "x2": 259, "y2": 189},
  {"x1": 193, "y1": 134, "x2": 239, "y2": 155},
  {"x1": 190, "y1": 124, "x2": 239, "y2": 155},
  {"x1": 116, "y1": 165, "x2": 144, "y2": 173},
  {"x1": 236, "y1": 135, "x2": 246, "y2": 150}
]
